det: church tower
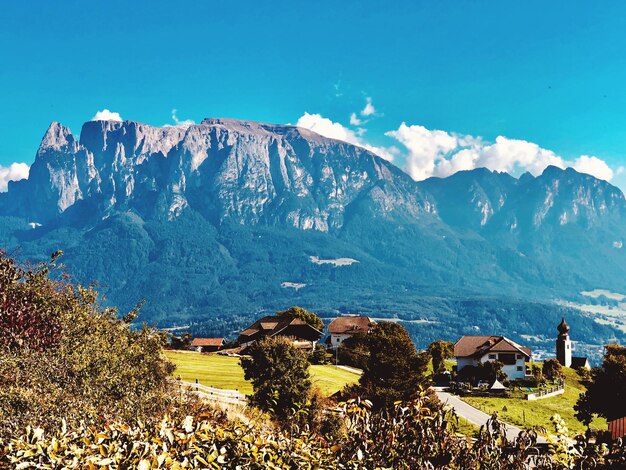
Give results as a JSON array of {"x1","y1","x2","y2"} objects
[{"x1": 556, "y1": 316, "x2": 572, "y2": 367}]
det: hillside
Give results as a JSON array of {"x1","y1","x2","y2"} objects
[
  {"x1": 1, "y1": 117, "x2": 626, "y2": 356},
  {"x1": 462, "y1": 367, "x2": 605, "y2": 435}
]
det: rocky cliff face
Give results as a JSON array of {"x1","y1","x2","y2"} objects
[{"x1": 5, "y1": 118, "x2": 435, "y2": 230}]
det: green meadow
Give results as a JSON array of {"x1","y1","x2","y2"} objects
[{"x1": 165, "y1": 350, "x2": 360, "y2": 396}]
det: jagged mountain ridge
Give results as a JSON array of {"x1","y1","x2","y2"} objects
[
  {"x1": 4, "y1": 118, "x2": 434, "y2": 231},
  {"x1": 1, "y1": 117, "x2": 625, "y2": 351}
]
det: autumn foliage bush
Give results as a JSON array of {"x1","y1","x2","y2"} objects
[
  {"x1": 1, "y1": 391, "x2": 550, "y2": 469},
  {"x1": 0, "y1": 250, "x2": 175, "y2": 438}
]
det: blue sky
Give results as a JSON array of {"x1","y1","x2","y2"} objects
[{"x1": 2, "y1": 1, "x2": 626, "y2": 189}]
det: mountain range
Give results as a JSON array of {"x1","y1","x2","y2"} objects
[{"x1": 2, "y1": 117, "x2": 625, "y2": 356}]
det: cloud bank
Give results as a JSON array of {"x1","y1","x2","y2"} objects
[
  {"x1": 0, "y1": 162, "x2": 29, "y2": 192},
  {"x1": 295, "y1": 100, "x2": 619, "y2": 186},
  {"x1": 91, "y1": 109, "x2": 123, "y2": 122},
  {"x1": 385, "y1": 123, "x2": 617, "y2": 183}
]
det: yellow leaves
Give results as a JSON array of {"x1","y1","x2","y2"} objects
[
  {"x1": 137, "y1": 459, "x2": 151, "y2": 470},
  {"x1": 94, "y1": 457, "x2": 114, "y2": 466}
]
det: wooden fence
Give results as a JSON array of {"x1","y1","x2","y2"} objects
[{"x1": 170, "y1": 379, "x2": 248, "y2": 406}]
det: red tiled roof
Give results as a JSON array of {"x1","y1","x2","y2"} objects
[
  {"x1": 191, "y1": 338, "x2": 224, "y2": 347},
  {"x1": 454, "y1": 335, "x2": 531, "y2": 358},
  {"x1": 327, "y1": 316, "x2": 374, "y2": 335}
]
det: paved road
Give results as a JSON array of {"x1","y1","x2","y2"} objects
[{"x1": 434, "y1": 389, "x2": 546, "y2": 444}]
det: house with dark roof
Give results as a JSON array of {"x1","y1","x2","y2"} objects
[
  {"x1": 327, "y1": 316, "x2": 374, "y2": 348},
  {"x1": 238, "y1": 316, "x2": 323, "y2": 352},
  {"x1": 191, "y1": 337, "x2": 224, "y2": 353},
  {"x1": 454, "y1": 335, "x2": 532, "y2": 380}
]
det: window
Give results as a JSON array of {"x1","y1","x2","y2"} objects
[
  {"x1": 516, "y1": 354, "x2": 522, "y2": 360},
  {"x1": 488, "y1": 354, "x2": 496, "y2": 359},
  {"x1": 517, "y1": 366, "x2": 523, "y2": 371},
  {"x1": 498, "y1": 353, "x2": 516, "y2": 365}
]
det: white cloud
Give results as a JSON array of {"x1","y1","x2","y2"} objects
[
  {"x1": 91, "y1": 109, "x2": 122, "y2": 122},
  {"x1": 350, "y1": 112, "x2": 362, "y2": 126},
  {"x1": 295, "y1": 112, "x2": 396, "y2": 161},
  {"x1": 385, "y1": 123, "x2": 460, "y2": 180},
  {"x1": 0, "y1": 162, "x2": 29, "y2": 192},
  {"x1": 573, "y1": 155, "x2": 614, "y2": 181},
  {"x1": 170, "y1": 109, "x2": 195, "y2": 128},
  {"x1": 386, "y1": 122, "x2": 618, "y2": 184},
  {"x1": 296, "y1": 112, "x2": 360, "y2": 144},
  {"x1": 361, "y1": 97, "x2": 375, "y2": 117}
]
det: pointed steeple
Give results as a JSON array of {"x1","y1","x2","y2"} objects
[{"x1": 556, "y1": 315, "x2": 572, "y2": 367}]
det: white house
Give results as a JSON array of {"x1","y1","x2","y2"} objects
[
  {"x1": 327, "y1": 316, "x2": 374, "y2": 348},
  {"x1": 454, "y1": 335, "x2": 531, "y2": 380}
]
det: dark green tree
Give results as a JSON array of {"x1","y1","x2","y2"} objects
[
  {"x1": 358, "y1": 322, "x2": 430, "y2": 409},
  {"x1": 576, "y1": 344, "x2": 626, "y2": 424},
  {"x1": 276, "y1": 306, "x2": 324, "y2": 332},
  {"x1": 241, "y1": 336, "x2": 312, "y2": 421},
  {"x1": 310, "y1": 343, "x2": 329, "y2": 365},
  {"x1": 338, "y1": 334, "x2": 370, "y2": 369},
  {"x1": 542, "y1": 358, "x2": 564, "y2": 382},
  {"x1": 170, "y1": 332, "x2": 193, "y2": 350},
  {"x1": 427, "y1": 340, "x2": 454, "y2": 374}
]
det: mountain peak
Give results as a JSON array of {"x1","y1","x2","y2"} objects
[
  {"x1": 39, "y1": 122, "x2": 74, "y2": 151},
  {"x1": 541, "y1": 165, "x2": 566, "y2": 178}
]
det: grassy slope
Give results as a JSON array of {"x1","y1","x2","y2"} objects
[
  {"x1": 165, "y1": 350, "x2": 360, "y2": 396},
  {"x1": 462, "y1": 367, "x2": 606, "y2": 435}
]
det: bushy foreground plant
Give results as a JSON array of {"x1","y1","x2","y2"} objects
[
  {"x1": 1, "y1": 391, "x2": 554, "y2": 469},
  {"x1": 0, "y1": 250, "x2": 174, "y2": 437}
]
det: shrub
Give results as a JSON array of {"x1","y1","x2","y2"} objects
[
  {"x1": 0, "y1": 251, "x2": 174, "y2": 438},
  {"x1": 336, "y1": 333, "x2": 369, "y2": 369},
  {"x1": 542, "y1": 359, "x2": 564, "y2": 382},
  {"x1": 0, "y1": 392, "x2": 553, "y2": 469},
  {"x1": 310, "y1": 343, "x2": 330, "y2": 365},
  {"x1": 427, "y1": 340, "x2": 454, "y2": 374},
  {"x1": 241, "y1": 336, "x2": 312, "y2": 423}
]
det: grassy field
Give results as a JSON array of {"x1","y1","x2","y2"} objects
[
  {"x1": 165, "y1": 350, "x2": 360, "y2": 396},
  {"x1": 461, "y1": 367, "x2": 606, "y2": 435}
]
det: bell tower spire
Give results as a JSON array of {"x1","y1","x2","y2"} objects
[{"x1": 556, "y1": 316, "x2": 572, "y2": 367}]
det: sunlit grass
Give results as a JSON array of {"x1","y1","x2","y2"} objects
[
  {"x1": 462, "y1": 366, "x2": 606, "y2": 435},
  {"x1": 165, "y1": 350, "x2": 360, "y2": 396}
]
